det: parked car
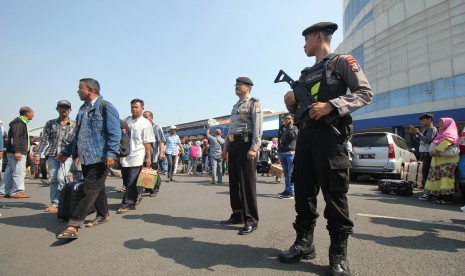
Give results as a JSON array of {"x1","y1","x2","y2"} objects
[{"x1": 350, "y1": 132, "x2": 417, "y2": 180}]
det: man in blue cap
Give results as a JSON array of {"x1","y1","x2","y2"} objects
[{"x1": 278, "y1": 22, "x2": 373, "y2": 276}]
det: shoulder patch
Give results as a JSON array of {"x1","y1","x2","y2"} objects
[
  {"x1": 250, "y1": 97, "x2": 259, "y2": 102},
  {"x1": 254, "y1": 101, "x2": 261, "y2": 113},
  {"x1": 345, "y1": 56, "x2": 360, "y2": 72}
]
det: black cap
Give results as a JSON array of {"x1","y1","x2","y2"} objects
[
  {"x1": 236, "y1": 77, "x2": 253, "y2": 86},
  {"x1": 419, "y1": 113, "x2": 434, "y2": 120},
  {"x1": 302, "y1": 22, "x2": 338, "y2": 36},
  {"x1": 57, "y1": 100, "x2": 71, "y2": 108}
]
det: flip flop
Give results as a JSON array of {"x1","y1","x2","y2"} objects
[
  {"x1": 85, "y1": 216, "x2": 109, "y2": 228},
  {"x1": 57, "y1": 228, "x2": 78, "y2": 239},
  {"x1": 116, "y1": 207, "x2": 129, "y2": 214}
]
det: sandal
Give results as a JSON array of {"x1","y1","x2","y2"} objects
[
  {"x1": 44, "y1": 206, "x2": 58, "y2": 213},
  {"x1": 116, "y1": 207, "x2": 129, "y2": 214},
  {"x1": 117, "y1": 187, "x2": 126, "y2": 193},
  {"x1": 85, "y1": 215, "x2": 109, "y2": 228},
  {"x1": 57, "y1": 227, "x2": 78, "y2": 239}
]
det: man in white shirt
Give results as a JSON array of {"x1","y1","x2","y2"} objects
[{"x1": 117, "y1": 99, "x2": 155, "y2": 214}]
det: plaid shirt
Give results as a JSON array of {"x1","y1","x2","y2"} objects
[{"x1": 37, "y1": 118, "x2": 76, "y2": 157}]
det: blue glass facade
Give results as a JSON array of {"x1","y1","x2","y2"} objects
[
  {"x1": 352, "y1": 74, "x2": 465, "y2": 115},
  {"x1": 343, "y1": 0, "x2": 371, "y2": 34}
]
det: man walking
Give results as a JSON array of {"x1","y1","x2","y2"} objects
[
  {"x1": 410, "y1": 113, "x2": 437, "y2": 200},
  {"x1": 116, "y1": 99, "x2": 154, "y2": 214},
  {"x1": 143, "y1": 110, "x2": 165, "y2": 196},
  {"x1": 277, "y1": 22, "x2": 372, "y2": 276},
  {"x1": 277, "y1": 113, "x2": 298, "y2": 199},
  {"x1": 206, "y1": 126, "x2": 224, "y2": 184},
  {"x1": 56, "y1": 78, "x2": 121, "y2": 239},
  {"x1": 0, "y1": 107, "x2": 35, "y2": 199},
  {"x1": 35, "y1": 100, "x2": 76, "y2": 213},
  {"x1": 221, "y1": 77, "x2": 263, "y2": 235}
]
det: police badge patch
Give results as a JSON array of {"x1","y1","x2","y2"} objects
[{"x1": 345, "y1": 56, "x2": 360, "y2": 72}]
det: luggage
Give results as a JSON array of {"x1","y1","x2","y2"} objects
[
  {"x1": 402, "y1": 161, "x2": 423, "y2": 188},
  {"x1": 378, "y1": 179, "x2": 413, "y2": 196},
  {"x1": 136, "y1": 168, "x2": 158, "y2": 190},
  {"x1": 257, "y1": 161, "x2": 270, "y2": 174},
  {"x1": 269, "y1": 163, "x2": 284, "y2": 178},
  {"x1": 57, "y1": 181, "x2": 96, "y2": 220},
  {"x1": 196, "y1": 163, "x2": 203, "y2": 173}
]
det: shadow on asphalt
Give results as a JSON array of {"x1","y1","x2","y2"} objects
[
  {"x1": 349, "y1": 191, "x2": 463, "y2": 210},
  {"x1": 215, "y1": 191, "x2": 282, "y2": 199},
  {"x1": 0, "y1": 201, "x2": 47, "y2": 210},
  {"x1": 0, "y1": 212, "x2": 67, "y2": 234},
  {"x1": 353, "y1": 216, "x2": 465, "y2": 252},
  {"x1": 353, "y1": 231, "x2": 465, "y2": 252},
  {"x1": 123, "y1": 237, "x2": 327, "y2": 273},
  {"x1": 121, "y1": 213, "x2": 238, "y2": 230}
]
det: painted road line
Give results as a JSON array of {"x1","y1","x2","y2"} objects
[{"x1": 357, "y1": 213, "x2": 465, "y2": 229}]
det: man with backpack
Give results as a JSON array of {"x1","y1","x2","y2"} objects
[{"x1": 56, "y1": 78, "x2": 121, "y2": 239}]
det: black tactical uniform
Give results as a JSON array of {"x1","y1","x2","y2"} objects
[{"x1": 278, "y1": 22, "x2": 373, "y2": 276}]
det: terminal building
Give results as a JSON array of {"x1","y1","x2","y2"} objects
[
  {"x1": 338, "y1": 0, "x2": 465, "y2": 136},
  {"x1": 168, "y1": 0, "x2": 465, "y2": 141}
]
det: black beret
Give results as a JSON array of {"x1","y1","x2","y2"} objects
[
  {"x1": 236, "y1": 77, "x2": 253, "y2": 86},
  {"x1": 302, "y1": 22, "x2": 338, "y2": 36}
]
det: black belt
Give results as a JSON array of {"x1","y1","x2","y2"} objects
[{"x1": 228, "y1": 133, "x2": 253, "y2": 143}]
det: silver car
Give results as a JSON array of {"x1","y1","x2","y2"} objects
[{"x1": 350, "y1": 132, "x2": 417, "y2": 180}]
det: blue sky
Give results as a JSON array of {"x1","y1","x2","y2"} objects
[{"x1": 0, "y1": 0, "x2": 343, "y2": 130}]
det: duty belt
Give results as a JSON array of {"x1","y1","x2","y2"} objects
[{"x1": 228, "y1": 133, "x2": 253, "y2": 143}]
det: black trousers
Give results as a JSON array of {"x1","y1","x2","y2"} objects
[
  {"x1": 293, "y1": 125, "x2": 353, "y2": 235},
  {"x1": 227, "y1": 140, "x2": 258, "y2": 226},
  {"x1": 69, "y1": 162, "x2": 109, "y2": 228},
  {"x1": 121, "y1": 166, "x2": 142, "y2": 207},
  {"x1": 419, "y1": 153, "x2": 432, "y2": 189}
]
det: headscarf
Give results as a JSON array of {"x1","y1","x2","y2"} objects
[
  {"x1": 271, "y1": 137, "x2": 278, "y2": 148},
  {"x1": 195, "y1": 141, "x2": 201, "y2": 146},
  {"x1": 432, "y1": 117, "x2": 459, "y2": 145}
]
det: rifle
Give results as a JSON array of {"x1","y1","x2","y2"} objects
[{"x1": 274, "y1": 69, "x2": 341, "y2": 136}]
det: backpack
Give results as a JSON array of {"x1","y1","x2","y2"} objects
[{"x1": 99, "y1": 100, "x2": 131, "y2": 157}]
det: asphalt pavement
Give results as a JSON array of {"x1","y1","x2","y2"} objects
[{"x1": 0, "y1": 173, "x2": 464, "y2": 276}]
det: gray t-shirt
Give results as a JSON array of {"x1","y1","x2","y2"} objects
[{"x1": 207, "y1": 134, "x2": 224, "y2": 159}]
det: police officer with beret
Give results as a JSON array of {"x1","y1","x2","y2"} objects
[
  {"x1": 221, "y1": 77, "x2": 263, "y2": 235},
  {"x1": 277, "y1": 22, "x2": 372, "y2": 276}
]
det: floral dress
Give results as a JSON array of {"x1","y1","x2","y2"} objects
[{"x1": 424, "y1": 139, "x2": 459, "y2": 196}]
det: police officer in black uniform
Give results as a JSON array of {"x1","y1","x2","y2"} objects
[
  {"x1": 221, "y1": 77, "x2": 263, "y2": 235},
  {"x1": 277, "y1": 22, "x2": 373, "y2": 276}
]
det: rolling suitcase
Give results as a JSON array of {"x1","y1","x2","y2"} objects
[
  {"x1": 378, "y1": 179, "x2": 413, "y2": 196},
  {"x1": 57, "y1": 181, "x2": 96, "y2": 220}
]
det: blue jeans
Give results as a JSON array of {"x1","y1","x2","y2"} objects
[
  {"x1": 278, "y1": 152, "x2": 295, "y2": 194},
  {"x1": 0, "y1": 153, "x2": 27, "y2": 196},
  {"x1": 47, "y1": 157, "x2": 72, "y2": 206},
  {"x1": 210, "y1": 157, "x2": 223, "y2": 182}
]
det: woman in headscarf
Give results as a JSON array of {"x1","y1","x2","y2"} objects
[{"x1": 424, "y1": 117, "x2": 459, "y2": 204}]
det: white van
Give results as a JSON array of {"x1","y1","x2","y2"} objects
[{"x1": 350, "y1": 132, "x2": 417, "y2": 180}]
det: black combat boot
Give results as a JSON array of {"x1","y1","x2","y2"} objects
[
  {"x1": 278, "y1": 223, "x2": 316, "y2": 263},
  {"x1": 329, "y1": 234, "x2": 351, "y2": 276}
]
